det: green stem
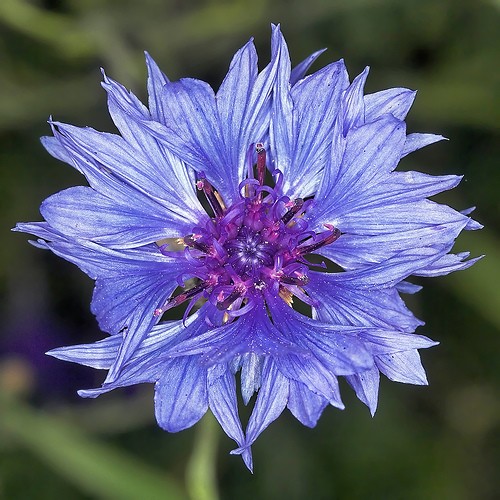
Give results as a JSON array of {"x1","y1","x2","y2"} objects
[{"x1": 186, "y1": 413, "x2": 220, "y2": 500}]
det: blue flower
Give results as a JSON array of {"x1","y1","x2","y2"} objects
[{"x1": 16, "y1": 25, "x2": 481, "y2": 471}]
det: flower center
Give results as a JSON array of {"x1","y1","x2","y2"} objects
[
  {"x1": 225, "y1": 228, "x2": 275, "y2": 275},
  {"x1": 155, "y1": 145, "x2": 341, "y2": 324}
]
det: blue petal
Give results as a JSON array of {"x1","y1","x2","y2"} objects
[
  {"x1": 314, "y1": 247, "x2": 451, "y2": 290},
  {"x1": 308, "y1": 273, "x2": 423, "y2": 331},
  {"x1": 342, "y1": 66, "x2": 369, "y2": 134},
  {"x1": 41, "y1": 135, "x2": 73, "y2": 164},
  {"x1": 17, "y1": 224, "x2": 190, "y2": 382},
  {"x1": 335, "y1": 171, "x2": 463, "y2": 214},
  {"x1": 14, "y1": 223, "x2": 180, "y2": 279},
  {"x1": 47, "y1": 335, "x2": 120, "y2": 369},
  {"x1": 216, "y1": 38, "x2": 259, "y2": 183},
  {"x1": 274, "y1": 353, "x2": 344, "y2": 406},
  {"x1": 290, "y1": 48, "x2": 327, "y2": 86},
  {"x1": 313, "y1": 115, "x2": 406, "y2": 224},
  {"x1": 396, "y1": 281, "x2": 422, "y2": 294},
  {"x1": 413, "y1": 253, "x2": 484, "y2": 277},
  {"x1": 244, "y1": 358, "x2": 289, "y2": 453},
  {"x1": 159, "y1": 78, "x2": 226, "y2": 182},
  {"x1": 90, "y1": 271, "x2": 176, "y2": 335},
  {"x1": 40, "y1": 186, "x2": 180, "y2": 248},
  {"x1": 164, "y1": 302, "x2": 303, "y2": 365},
  {"x1": 100, "y1": 69, "x2": 150, "y2": 146},
  {"x1": 268, "y1": 300, "x2": 373, "y2": 377},
  {"x1": 239, "y1": 353, "x2": 263, "y2": 405},
  {"x1": 48, "y1": 122, "x2": 201, "y2": 233},
  {"x1": 207, "y1": 366, "x2": 250, "y2": 469},
  {"x1": 101, "y1": 71, "x2": 201, "y2": 216},
  {"x1": 358, "y1": 330, "x2": 438, "y2": 355},
  {"x1": 274, "y1": 59, "x2": 349, "y2": 198},
  {"x1": 154, "y1": 357, "x2": 208, "y2": 432},
  {"x1": 346, "y1": 366, "x2": 380, "y2": 416},
  {"x1": 402, "y1": 133, "x2": 446, "y2": 157},
  {"x1": 79, "y1": 311, "x2": 209, "y2": 397},
  {"x1": 144, "y1": 51, "x2": 170, "y2": 122},
  {"x1": 147, "y1": 26, "x2": 285, "y2": 202},
  {"x1": 320, "y1": 218, "x2": 468, "y2": 271},
  {"x1": 287, "y1": 379, "x2": 328, "y2": 427},
  {"x1": 364, "y1": 87, "x2": 416, "y2": 121},
  {"x1": 54, "y1": 318, "x2": 184, "y2": 397},
  {"x1": 376, "y1": 350, "x2": 429, "y2": 385},
  {"x1": 332, "y1": 200, "x2": 467, "y2": 235},
  {"x1": 104, "y1": 302, "x2": 212, "y2": 384}
]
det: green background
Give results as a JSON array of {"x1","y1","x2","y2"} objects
[{"x1": 1, "y1": 0, "x2": 499, "y2": 499}]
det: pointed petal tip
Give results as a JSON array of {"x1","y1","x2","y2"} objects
[
  {"x1": 144, "y1": 50, "x2": 158, "y2": 67},
  {"x1": 461, "y1": 206, "x2": 476, "y2": 215},
  {"x1": 45, "y1": 346, "x2": 76, "y2": 362},
  {"x1": 331, "y1": 400, "x2": 346, "y2": 411},
  {"x1": 230, "y1": 446, "x2": 254, "y2": 472},
  {"x1": 77, "y1": 388, "x2": 104, "y2": 399},
  {"x1": 467, "y1": 220, "x2": 484, "y2": 231},
  {"x1": 243, "y1": 450, "x2": 254, "y2": 473}
]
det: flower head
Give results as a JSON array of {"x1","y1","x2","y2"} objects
[{"x1": 16, "y1": 25, "x2": 481, "y2": 471}]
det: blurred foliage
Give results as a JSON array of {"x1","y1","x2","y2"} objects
[{"x1": 1, "y1": 0, "x2": 499, "y2": 499}]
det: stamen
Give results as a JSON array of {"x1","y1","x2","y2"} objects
[
  {"x1": 281, "y1": 198, "x2": 304, "y2": 225},
  {"x1": 154, "y1": 282, "x2": 209, "y2": 316},
  {"x1": 256, "y1": 143, "x2": 266, "y2": 186},
  {"x1": 297, "y1": 225, "x2": 341, "y2": 255},
  {"x1": 184, "y1": 234, "x2": 211, "y2": 254},
  {"x1": 279, "y1": 287, "x2": 294, "y2": 306},
  {"x1": 216, "y1": 285, "x2": 246, "y2": 310},
  {"x1": 283, "y1": 284, "x2": 319, "y2": 307},
  {"x1": 166, "y1": 156, "x2": 342, "y2": 324},
  {"x1": 280, "y1": 273, "x2": 309, "y2": 286},
  {"x1": 196, "y1": 173, "x2": 226, "y2": 217}
]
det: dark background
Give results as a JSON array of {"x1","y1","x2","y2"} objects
[{"x1": 1, "y1": 0, "x2": 499, "y2": 499}]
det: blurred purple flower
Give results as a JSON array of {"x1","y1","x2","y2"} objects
[{"x1": 15, "y1": 25, "x2": 481, "y2": 471}]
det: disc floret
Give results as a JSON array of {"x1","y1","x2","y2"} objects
[{"x1": 156, "y1": 145, "x2": 341, "y2": 322}]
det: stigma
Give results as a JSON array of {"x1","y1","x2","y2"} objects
[{"x1": 155, "y1": 144, "x2": 341, "y2": 324}]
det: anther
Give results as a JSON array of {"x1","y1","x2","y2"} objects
[
  {"x1": 184, "y1": 234, "x2": 211, "y2": 254},
  {"x1": 154, "y1": 282, "x2": 209, "y2": 317},
  {"x1": 280, "y1": 273, "x2": 309, "y2": 286},
  {"x1": 256, "y1": 143, "x2": 266, "y2": 186},
  {"x1": 196, "y1": 173, "x2": 226, "y2": 218},
  {"x1": 216, "y1": 286, "x2": 246, "y2": 310},
  {"x1": 297, "y1": 225, "x2": 341, "y2": 255},
  {"x1": 281, "y1": 198, "x2": 304, "y2": 225}
]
